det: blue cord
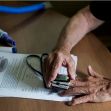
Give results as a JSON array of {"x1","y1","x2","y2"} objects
[{"x1": 0, "y1": 3, "x2": 45, "y2": 14}]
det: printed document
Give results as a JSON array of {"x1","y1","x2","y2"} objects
[{"x1": 0, "y1": 52, "x2": 77, "y2": 101}]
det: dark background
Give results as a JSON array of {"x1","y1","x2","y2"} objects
[{"x1": 0, "y1": 1, "x2": 111, "y2": 51}]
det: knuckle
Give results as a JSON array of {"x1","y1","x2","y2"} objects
[
  {"x1": 88, "y1": 87, "x2": 92, "y2": 93},
  {"x1": 55, "y1": 53, "x2": 63, "y2": 61}
]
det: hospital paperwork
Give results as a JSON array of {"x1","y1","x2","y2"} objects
[{"x1": 0, "y1": 52, "x2": 78, "y2": 101}]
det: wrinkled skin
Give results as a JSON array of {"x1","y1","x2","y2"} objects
[
  {"x1": 60, "y1": 65, "x2": 111, "y2": 106},
  {"x1": 44, "y1": 50, "x2": 76, "y2": 87}
]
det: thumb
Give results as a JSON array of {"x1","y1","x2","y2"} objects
[
  {"x1": 67, "y1": 61, "x2": 76, "y2": 80},
  {"x1": 88, "y1": 65, "x2": 103, "y2": 78}
]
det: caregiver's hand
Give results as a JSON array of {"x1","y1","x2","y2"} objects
[
  {"x1": 44, "y1": 49, "x2": 76, "y2": 87},
  {"x1": 44, "y1": 6, "x2": 104, "y2": 88},
  {"x1": 60, "y1": 65, "x2": 111, "y2": 106}
]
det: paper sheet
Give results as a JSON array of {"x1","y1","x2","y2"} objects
[{"x1": 0, "y1": 52, "x2": 77, "y2": 101}]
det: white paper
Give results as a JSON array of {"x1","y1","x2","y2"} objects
[
  {"x1": 0, "y1": 52, "x2": 78, "y2": 101},
  {"x1": 0, "y1": 47, "x2": 13, "y2": 53}
]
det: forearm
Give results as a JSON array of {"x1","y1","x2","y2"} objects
[{"x1": 55, "y1": 6, "x2": 104, "y2": 52}]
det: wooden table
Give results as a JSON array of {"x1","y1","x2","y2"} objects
[{"x1": 0, "y1": 9, "x2": 111, "y2": 111}]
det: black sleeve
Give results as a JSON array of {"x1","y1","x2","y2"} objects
[{"x1": 90, "y1": 1, "x2": 111, "y2": 21}]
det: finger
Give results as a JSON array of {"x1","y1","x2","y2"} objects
[
  {"x1": 43, "y1": 58, "x2": 51, "y2": 87},
  {"x1": 67, "y1": 94, "x2": 94, "y2": 106},
  {"x1": 43, "y1": 56, "x2": 54, "y2": 87},
  {"x1": 43, "y1": 60, "x2": 49, "y2": 88},
  {"x1": 69, "y1": 80, "x2": 87, "y2": 87},
  {"x1": 44, "y1": 58, "x2": 50, "y2": 76},
  {"x1": 67, "y1": 59, "x2": 76, "y2": 80},
  {"x1": 60, "y1": 87, "x2": 89, "y2": 96},
  {"x1": 44, "y1": 57, "x2": 52, "y2": 77},
  {"x1": 48, "y1": 56, "x2": 63, "y2": 84},
  {"x1": 88, "y1": 65, "x2": 103, "y2": 78},
  {"x1": 43, "y1": 58, "x2": 48, "y2": 74}
]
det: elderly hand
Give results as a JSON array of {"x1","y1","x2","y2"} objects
[
  {"x1": 60, "y1": 65, "x2": 111, "y2": 106},
  {"x1": 44, "y1": 49, "x2": 76, "y2": 87}
]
